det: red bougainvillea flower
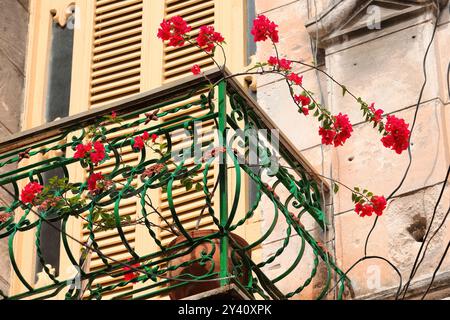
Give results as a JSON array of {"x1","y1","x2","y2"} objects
[
  {"x1": 355, "y1": 195, "x2": 387, "y2": 217},
  {"x1": 123, "y1": 261, "x2": 140, "y2": 282},
  {"x1": 74, "y1": 142, "x2": 106, "y2": 164},
  {"x1": 279, "y1": 59, "x2": 292, "y2": 71},
  {"x1": 251, "y1": 15, "x2": 279, "y2": 43},
  {"x1": 368, "y1": 103, "x2": 383, "y2": 124},
  {"x1": 294, "y1": 94, "x2": 311, "y2": 107},
  {"x1": 318, "y1": 127, "x2": 336, "y2": 145},
  {"x1": 133, "y1": 136, "x2": 145, "y2": 150},
  {"x1": 287, "y1": 73, "x2": 303, "y2": 86},
  {"x1": 319, "y1": 113, "x2": 353, "y2": 147},
  {"x1": 301, "y1": 107, "x2": 309, "y2": 116},
  {"x1": 111, "y1": 111, "x2": 117, "y2": 119},
  {"x1": 371, "y1": 195, "x2": 387, "y2": 216},
  {"x1": 333, "y1": 113, "x2": 353, "y2": 147},
  {"x1": 268, "y1": 56, "x2": 278, "y2": 66},
  {"x1": 90, "y1": 141, "x2": 106, "y2": 164},
  {"x1": 268, "y1": 56, "x2": 292, "y2": 71},
  {"x1": 151, "y1": 134, "x2": 158, "y2": 143},
  {"x1": 191, "y1": 64, "x2": 201, "y2": 75},
  {"x1": 87, "y1": 172, "x2": 105, "y2": 194},
  {"x1": 157, "y1": 16, "x2": 191, "y2": 47},
  {"x1": 355, "y1": 203, "x2": 374, "y2": 217},
  {"x1": 74, "y1": 142, "x2": 92, "y2": 159},
  {"x1": 20, "y1": 182, "x2": 43, "y2": 204},
  {"x1": 196, "y1": 25, "x2": 224, "y2": 52},
  {"x1": 381, "y1": 115, "x2": 410, "y2": 154},
  {"x1": 133, "y1": 131, "x2": 153, "y2": 150}
]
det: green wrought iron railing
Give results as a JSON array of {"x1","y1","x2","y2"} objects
[{"x1": 0, "y1": 68, "x2": 348, "y2": 300}]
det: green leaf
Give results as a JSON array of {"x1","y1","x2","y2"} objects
[
  {"x1": 92, "y1": 210, "x2": 100, "y2": 223},
  {"x1": 314, "y1": 110, "x2": 320, "y2": 117},
  {"x1": 333, "y1": 183, "x2": 339, "y2": 194},
  {"x1": 195, "y1": 183, "x2": 203, "y2": 192},
  {"x1": 185, "y1": 180, "x2": 193, "y2": 191}
]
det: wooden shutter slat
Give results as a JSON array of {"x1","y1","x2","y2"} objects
[
  {"x1": 95, "y1": 2, "x2": 143, "y2": 22},
  {"x1": 91, "y1": 75, "x2": 141, "y2": 94},
  {"x1": 91, "y1": 68, "x2": 140, "y2": 86},
  {"x1": 163, "y1": 58, "x2": 212, "y2": 78},
  {"x1": 93, "y1": 27, "x2": 142, "y2": 46},
  {"x1": 94, "y1": 35, "x2": 142, "y2": 54},
  {"x1": 95, "y1": 0, "x2": 142, "y2": 15},
  {"x1": 92, "y1": 61, "x2": 140, "y2": 78},
  {"x1": 164, "y1": 51, "x2": 209, "y2": 69},
  {"x1": 166, "y1": 0, "x2": 208, "y2": 13},
  {"x1": 95, "y1": 11, "x2": 143, "y2": 30},
  {"x1": 90, "y1": 84, "x2": 140, "y2": 103},
  {"x1": 92, "y1": 50, "x2": 141, "y2": 69},
  {"x1": 166, "y1": 1, "x2": 214, "y2": 19},
  {"x1": 94, "y1": 43, "x2": 142, "y2": 63},
  {"x1": 94, "y1": 19, "x2": 142, "y2": 38}
]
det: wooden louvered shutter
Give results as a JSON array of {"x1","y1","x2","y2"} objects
[
  {"x1": 79, "y1": 0, "x2": 146, "y2": 298},
  {"x1": 90, "y1": 0, "x2": 144, "y2": 108},
  {"x1": 156, "y1": 0, "x2": 219, "y2": 248}
]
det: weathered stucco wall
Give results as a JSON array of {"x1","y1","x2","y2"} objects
[
  {"x1": 0, "y1": 0, "x2": 29, "y2": 296},
  {"x1": 255, "y1": 0, "x2": 450, "y2": 299}
]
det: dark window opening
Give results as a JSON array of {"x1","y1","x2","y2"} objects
[
  {"x1": 45, "y1": 16, "x2": 74, "y2": 121},
  {"x1": 35, "y1": 12, "x2": 75, "y2": 279}
]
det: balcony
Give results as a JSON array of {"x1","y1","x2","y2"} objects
[{"x1": 0, "y1": 68, "x2": 347, "y2": 300}]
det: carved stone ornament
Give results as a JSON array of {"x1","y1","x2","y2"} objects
[
  {"x1": 50, "y1": 1, "x2": 76, "y2": 28},
  {"x1": 306, "y1": 0, "x2": 449, "y2": 45}
]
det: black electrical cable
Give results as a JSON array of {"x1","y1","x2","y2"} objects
[
  {"x1": 364, "y1": 0, "x2": 442, "y2": 257},
  {"x1": 403, "y1": 166, "x2": 450, "y2": 293},
  {"x1": 421, "y1": 239, "x2": 450, "y2": 299},
  {"x1": 325, "y1": 255, "x2": 404, "y2": 299},
  {"x1": 398, "y1": 2, "x2": 449, "y2": 298},
  {"x1": 447, "y1": 60, "x2": 450, "y2": 100}
]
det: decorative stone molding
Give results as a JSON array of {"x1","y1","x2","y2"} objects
[
  {"x1": 50, "y1": 1, "x2": 76, "y2": 28},
  {"x1": 306, "y1": 0, "x2": 449, "y2": 46},
  {"x1": 245, "y1": 55, "x2": 258, "y2": 92}
]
